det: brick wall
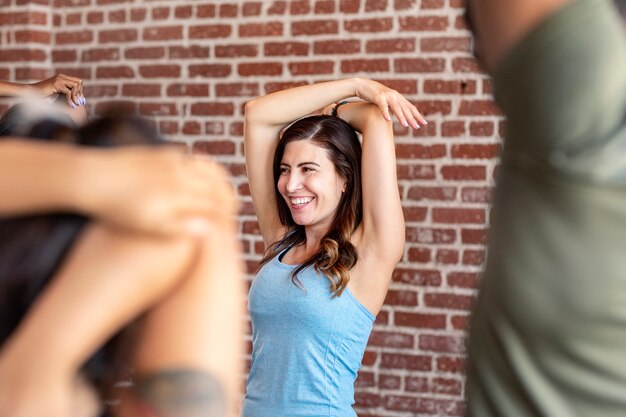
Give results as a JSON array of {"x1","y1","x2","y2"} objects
[{"x1": 0, "y1": 1, "x2": 502, "y2": 415}]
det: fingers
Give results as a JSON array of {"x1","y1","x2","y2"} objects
[
  {"x1": 52, "y1": 74, "x2": 85, "y2": 108},
  {"x1": 385, "y1": 92, "x2": 428, "y2": 130}
]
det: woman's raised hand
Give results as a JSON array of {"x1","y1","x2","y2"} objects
[
  {"x1": 353, "y1": 78, "x2": 427, "y2": 130},
  {"x1": 30, "y1": 74, "x2": 85, "y2": 109}
]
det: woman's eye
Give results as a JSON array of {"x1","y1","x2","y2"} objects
[{"x1": 279, "y1": 167, "x2": 289, "y2": 174}]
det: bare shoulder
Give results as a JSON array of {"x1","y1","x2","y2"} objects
[{"x1": 468, "y1": 0, "x2": 572, "y2": 71}]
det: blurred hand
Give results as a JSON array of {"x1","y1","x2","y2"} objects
[
  {"x1": 82, "y1": 147, "x2": 239, "y2": 236},
  {"x1": 31, "y1": 74, "x2": 85, "y2": 109}
]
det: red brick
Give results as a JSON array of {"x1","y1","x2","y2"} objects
[
  {"x1": 87, "y1": 12, "x2": 103, "y2": 24},
  {"x1": 0, "y1": 11, "x2": 47, "y2": 25},
  {"x1": 447, "y1": 272, "x2": 479, "y2": 288},
  {"x1": 242, "y1": 2, "x2": 262, "y2": 16},
  {"x1": 197, "y1": 4, "x2": 217, "y2": 18},
  {"x1": 314, "y1": 0, "x2": 335, "y2": 13},
  {"x1": 441, "y1": 121, "x2": 465, "y2": 137},
  {"x1": 158, "y1": 120, "x2": 178, "y2": 135},
  {"x1": 397, "y1": 163, "x2": 436, "y2": 179},
  {"x1": 288, "y1": 61, "x2": 333, "y2": 76},
  {"x1": 437, "y1": 356, "x2": 465, "y2": 373},
  {"x1": 395, "y1": 57, "x2": 445, "y2": 73},
  {"x1": 122, "y1": 84, "x2": 161, "y2": 97},
  {"x1": 96, "y1": 66, "x2": 134, "y2": 78},
  {"x1": 139, "y1": 102, "x2": 177, "y2": 116},
  {"x1": 451, "y1": 315, "x2": 470, "y2": 330},
  {"x1": 84, "y1": 84, "x2": 118, "y2": 97},
  {"x1": 366, "y1": 38, "x2": 415, "y2": 54},
  {"x1": 345, "y1": 17, "x2": 392, "y2": 32},
  {"x1": 392, "y1": 268, "x2": 441, "y2": 286},
  {"x1": 355, "y1": 371, "x2": 375, "y2": 388},
  {"x1": 424, "y1": 293, "x2": 474, "y2": 310},
  {"x1": 365, "y1": 0, "x2": 387, "y2": 11},
  {"x1": 460, "y1": 99, "x2": 502, "y2": 116},
  {"x1": 189, "y1": 24, "x2": 231, "y2": 39},
  {"x1": 433, "y1": 377, "x2": 463, "y2": 395},
  {"x1": 463, "y1": 249, "x2": 485, "y2": 265},
  {"x1": 419, "y1": 334, "x2": 465, "y2": 354},
  {"x1": 451, "y1": 144, "x2": 501, "y2": 159},
  {"x1": 383, "y1": 290, "x2": 418, "y2": 306},
  {"x1": 289, "y1": 0, "x2": 311, "y2": 14},
  {"x1": 406, "y1": 227, "x2": 456, "y2": 244},
  {"x1": 375, "y1": 78, "x2": 417, "y2": 94},
  {"x1": 421, "y1": 36, "x2": 471, "y2": 52},
  {"x1": 399, "y1": 16, "x2": 448, "y2": 31},
  {"x1": 14, "y1": 30, "x2": 50, "y2": 44},
  {"x1": 152, "y1": 6, "x2": 170, "y2": 20},
  {"x1": 422, "y1": 0, "x2": 445, "y2": 7},
  {"x1": 268, "y1": 1, "x2": 287, "y2": 15},
  {"x1": 461, "y1": 228, "x2": 487, "y2": 244},
  {"x1": 401, "y1": 206, "x2": 427, "y2": 222},
  {"x1": 405, "y1": 376, "x2": 429, "y2": 392},
  {"x1": 139, "y1": 65, "x2": 180, "y2": 78},
  {"x1": 341, "y1": 59, "x2": 389, "y2": 73},
  {"x1": 81, "y1": 48, "x2": 119, "y2": 62},
  {"x1": 216, "y1": 82, "x2": 259, "y2": 97},
  {"x1": 469, "y1": 121, "x2": 496, "y2": 136},
  {"x1": 166, "y1": 84, "x2": 209, "y2": 97},
  {"x1": 239, "y1": 22, "x2": 283, "y2": 37},
  {"x1": 433, "y1": 207, "x2": 485, "y2": 224},
  {"x1": 436, "y1": 249, "x2": 459, "y2": 264},
  {"x1": 452, "y1": 57, "x2": 484, "y2": 73},
  {"x1": 413, "y1": 100, "x2": 451, "y2": 116},
  {"x1": 108, "y1": 9, "x2": 125, "y2": 23},
  {"x1": 441, "y1": 165, "x2": 486, "y2": 180},
  {"x1": 219, "y1": 3, "x2": 238, "y2": 17},
  {"x1": 264, "y1": 41, "x2": 308, "y2": 56},
  {"x1": 239, "y1": 63, "x2": 283, "y2": 76},
  {"x1": 170, "y1": 45, "x2": 210, "y2": 59},
  {"x1": 215, "y1": 44, "x2": 258, "y2": 58},
  {"x1": 339, "y1": 0, "x2": 360, "y2": 13},
  {"x1": 408, "y1": 247, "x2": 431, "y2": 263},
  {"x1": 381, "y1": 353, "x2": 431, "y2": 371},
  {"x1": 461, "y1": 186, "x2": 492, "y2": 203},
  {"x1": 398, "y1": 143, "x2": 446, "y2": 160},
  {"x1": 379, "y1": 374, "x2": 401, "y2": 390},
  {"x1": 52, "y1": 49, "x2": 77, "y2": 62},
  {"x1": 94, "y1": 101, "x2": 136, "y2": 115},
  {"x1": 125, "y1": 47, "x2": 165, "y2": 60},
  {"x1": 189, "y1": 64, "x2": 231, "y2": 78},
  {"x1": 175, "y1": 5, "x2": 193, "y2": 19},
  {"x1": 395, "y1": 313, "x2": 446, "y2": 329},
  {"x1": 130, "y1": 8, "x2": 146, "y2": 21},
  {"x1": 182, "y1": 121, "x2": 201, "y2": 135},
  {"x1": 98, "y1": 29, "x2": 136, "y2": 43},
  {"x1": 354, "y1": 393, "x2": 381, "y2": 408},
  {"x1": 56, "y1": 30, "x2": 93, "y2": 44},
  {"x1": 424, "y1": 79, "x2": 476, "y2": 95},
  {"x1": 190, "y1": 102, "x2": 235, "y2": 116},
  {"x1": 313, "y1": 40, "x2": 360, "y2": 55},
  {"x1": 409, "y1": 186, "x2": 456, "y2": 201},
  {"x1": 292, "y1": 20, "x2": 338, "y2": 36},
  {"x1": 143, "y1": 26, "x2": 183, "y2": 41},
  {"x1": 368, "y1": 331, "x2": 414, "y2": 348}
]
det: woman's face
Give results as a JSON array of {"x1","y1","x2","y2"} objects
[{"x1": 277, "y1": 140, "x2": 346, "y2": 232}]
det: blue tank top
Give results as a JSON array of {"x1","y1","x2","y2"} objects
[{"x1": 242, "y1": 249, "x2": 376, "y2": 417}]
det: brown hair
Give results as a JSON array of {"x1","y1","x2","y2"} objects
[{"x1": 258, "y1": 115, "x2": 362, "y2": 297}]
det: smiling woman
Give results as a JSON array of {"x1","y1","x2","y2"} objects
[{"x1": 242, "y1": 78, "x2": 427, "y2": 417}]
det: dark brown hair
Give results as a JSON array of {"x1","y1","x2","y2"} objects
[{"x1": 258, "y1": 115, "x2": 362, "y2": 297}]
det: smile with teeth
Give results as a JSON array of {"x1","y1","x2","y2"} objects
[{"x1": 290, "y1": 197, "x2": 314, "y2": 207}]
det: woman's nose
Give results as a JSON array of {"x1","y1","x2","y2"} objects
[{"x1": 286, "y1": 172, "x2": 302, "y2": 192}]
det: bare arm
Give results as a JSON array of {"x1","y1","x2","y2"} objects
[
  {"x1": 0, "y1": 140, "x2": 236, "y2": 235},
  {"x1": 244, "y1": 77, "x2": 425, "y2": 246},
  {"x1": 0, "y1": 75, "x2": 85, "y2": 107},
  {"x1": 335, "y1": 102, "x2": 405, "y2": 263},
  {"x1": 468, "y1": 0, "x2": 572, "y2": 72}
]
